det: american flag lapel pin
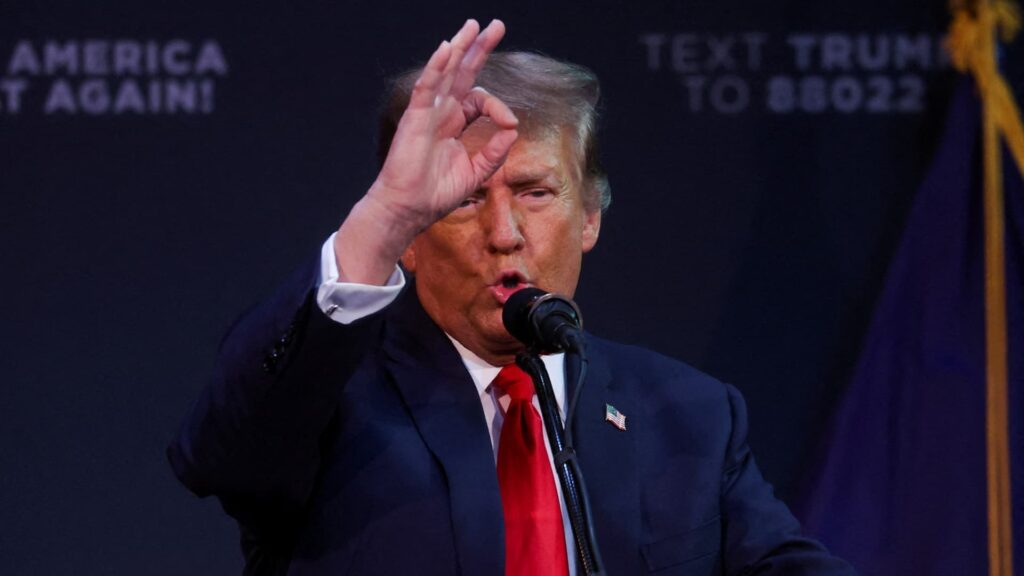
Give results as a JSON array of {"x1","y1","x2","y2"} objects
[{"x1": 605, "y1": 404, "x2": 627, "y2": 431}]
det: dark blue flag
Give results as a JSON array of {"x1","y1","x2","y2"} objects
[{"x1": 798, "y1": 77, "x2": 1024, "y2": 575}]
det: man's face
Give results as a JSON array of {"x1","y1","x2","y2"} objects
[{"x1": 402, "y1": 123, "x2": 601, "y2": 365}]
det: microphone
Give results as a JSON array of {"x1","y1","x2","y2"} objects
[{"x1": 502, "y1": 287, "x2": 585, "y2": 353}]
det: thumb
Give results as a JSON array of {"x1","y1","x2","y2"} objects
[{"x1": 470, "y1": 129, "x2": 518, "y2": 182}]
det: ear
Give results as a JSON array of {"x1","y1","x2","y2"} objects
[{"x1": 581, "y1": 207, "x2": 601, "y2": 253}]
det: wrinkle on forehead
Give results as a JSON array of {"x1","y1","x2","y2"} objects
[
  {"x1": 500, "y1": 145, "x2": 562, "y2": 182},
  {"x1": 461, "y1": 120, "x2": 579, "y2": 191}
]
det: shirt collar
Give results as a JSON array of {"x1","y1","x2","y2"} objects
[{"x1": 446, "y1": 335, "x2": 566, "y2": 411}]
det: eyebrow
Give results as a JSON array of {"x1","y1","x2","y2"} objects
[{"x1": 503, "y1": 170, "x2": 565, "y2": 187}]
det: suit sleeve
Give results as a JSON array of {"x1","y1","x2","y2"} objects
[
  {"x1": 167, "y1": 254, "x2": 390, "y2": 542},
  {"x1": 720, "y1": 384, "x2": 857, "y2": 575}
]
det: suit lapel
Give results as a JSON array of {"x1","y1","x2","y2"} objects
[
  {"x1": 567, "y1": 339, "x2": 641, "y2": 574},
  {"x1": 379, "y1": 288, "x2": 640, "y2": 574},
  {"x1": 382, "y1": 287, "x2": 505, "y2": 575}
]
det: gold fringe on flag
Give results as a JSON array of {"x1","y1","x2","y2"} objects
[{"x1": 947, "y1": 2, "x2": 1019, "y2": 575}]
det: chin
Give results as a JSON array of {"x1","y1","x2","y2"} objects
[
  {"x1": 478, "y1": 325, "x2": 522, "y2": 352},
  {"x1": 481, "y1": 326, "x2": 518, "y2": 348}
]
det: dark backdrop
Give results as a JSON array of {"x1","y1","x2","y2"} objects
[{"x1": 3, "y1": 1, "x2": 1014, "y2": 573}]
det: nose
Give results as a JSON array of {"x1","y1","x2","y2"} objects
[{"x1": 482, "y1": 193, "x2": 525, "y2": 254}]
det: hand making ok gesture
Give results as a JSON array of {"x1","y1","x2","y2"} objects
[{"x1": 335, "y1": 19, "x2": 519, "y2": 285}]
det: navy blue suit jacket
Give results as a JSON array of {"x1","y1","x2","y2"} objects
[{"x1": 168, "y1": 258, "x2": 854, "y2": 575}]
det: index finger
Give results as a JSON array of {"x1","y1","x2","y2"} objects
[
  {"x1": 448, "y1": 19, "x2": 506, "y2": 99},
  {"x1": 408, "y1": 40, "x2": 453, "y2": 110}
]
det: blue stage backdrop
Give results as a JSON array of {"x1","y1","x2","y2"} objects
[{"x1": 4, "y1": 1, "x2": 1021, "y2": 573}]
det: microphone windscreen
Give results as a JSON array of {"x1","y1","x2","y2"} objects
[{"x1": 503, "y1": 287, "x2": 547, "y2": 346}]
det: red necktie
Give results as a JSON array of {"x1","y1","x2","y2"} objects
[{"x1": 492, "y1": 364, "x2": 569, "y2": 576}]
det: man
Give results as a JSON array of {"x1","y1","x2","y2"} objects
[{"x1": 169, "y1": 20, "x2": 855, "y2": 575}]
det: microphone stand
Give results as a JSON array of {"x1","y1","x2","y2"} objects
[{"x1": 516, "y1": 348, "x2": 605, "y2": 576}]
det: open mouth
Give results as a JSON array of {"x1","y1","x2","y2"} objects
[{"x1": 490, "y1": 271, "x2": 530, "y2": 304}]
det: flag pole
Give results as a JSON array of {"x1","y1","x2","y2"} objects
[{"x1": 948, "y1": 2, "x2": 1017, "y2": 574}]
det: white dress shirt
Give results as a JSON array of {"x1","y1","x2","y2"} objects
[{"x1": 316, "y1": 232, "x2": 577, "y2": 575}]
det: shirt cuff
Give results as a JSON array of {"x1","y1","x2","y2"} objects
[{"x1": 316, "y1": 232, "x2": 405, "y2": 324}]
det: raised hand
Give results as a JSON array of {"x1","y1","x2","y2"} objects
[
  {"x1": 372, "y1": 20, "x2": 519, "y2": 223},
  {"x1": 334, "y1": 19, "x2": 518, "y2": 285}
]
